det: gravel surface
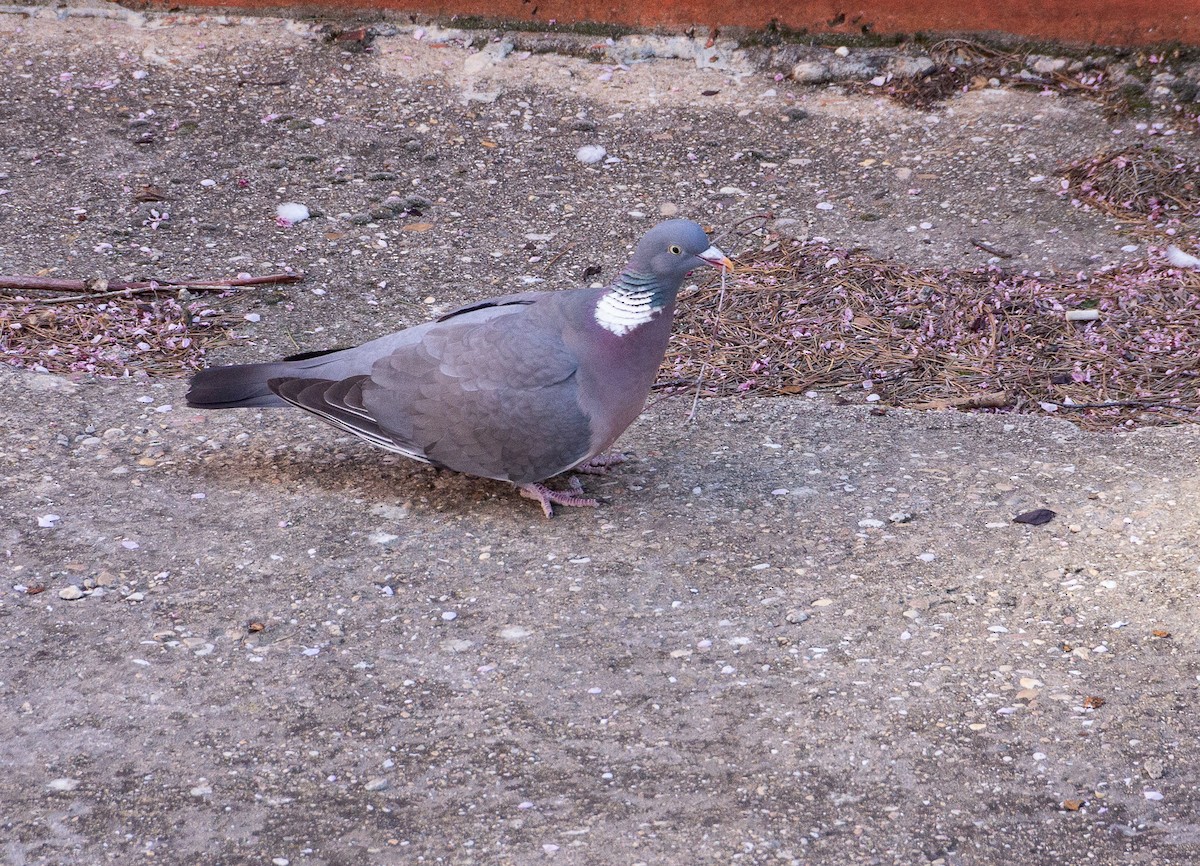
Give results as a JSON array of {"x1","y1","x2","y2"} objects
[{"x1": 2, "y1": 7, "x2": 1200, "y2": 866}]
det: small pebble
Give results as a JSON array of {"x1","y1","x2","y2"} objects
[
  {"x1": 576, "y1": 145, "x2": 607, "y2": 164},
  {"x1": 441, "y1": 611, "x2": 457, "y2": 621},
  {"x1": 276, "y1": 202, "x2": 310, "y2": 225},
  {"x1": 47, "y1": 778, "x2": 80, "y2": 791},
  {"x1": 58, "y1": 586, "x2": 85, "y2": 601},
  {"x1": 785, "y1": 610, "x2": 810, "y2": 624}
]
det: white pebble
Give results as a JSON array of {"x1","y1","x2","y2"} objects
[
  {"x1": 200, "y1": 179, "x2": 216, "y2": 187},
  {"x1": 858, "y1": 519, "x2": 885, "y2": 529},
  {"x1": 1144, "y1": 790, "x2": 1164, "y2": 801},
  {"x1": 834, "y1": 46, "x2": 850, "y2": 56},
  {"x1": 576, "y1": 145, "x2": 607, "y2": 164},
  {"x1": 38, "y1": 514, "x2": 60, "y2": 528},
  {"x1": 441, "y1": 611, "x2": 457, "y2": 621},
  {"x1": 47, "y1": 778, "x2": 80, "y2": 791},
  {"x1": 276, "y1": 202, "x2": 310, "y2": 225},
  {"x1": 918, "y1": 552, "x2": 936, "y2": 562},
  {"x1": 815, "y1": 201, "x2": 834, "y2": 210},
  {"x1": 1166, "y1": 245, "x2": 1200, "y2": 269}
]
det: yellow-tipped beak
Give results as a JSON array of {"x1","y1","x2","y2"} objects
[{"x1": 699, "y1": 244, "x2": 735, "y2": 271}]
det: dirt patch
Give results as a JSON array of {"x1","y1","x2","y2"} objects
[{"x1": 3, "y1": 8, "x2": 1200, "y2": 866}]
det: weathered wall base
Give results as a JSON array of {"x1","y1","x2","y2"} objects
[{"x1": 135, "y1": 0, "x2": 1200, "y2": 47}]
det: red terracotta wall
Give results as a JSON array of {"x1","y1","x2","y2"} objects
[{"x1": 146, "y1": 0, "x2": 1200, "y2": 46}]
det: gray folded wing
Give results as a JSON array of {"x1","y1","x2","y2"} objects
[{"x1": 269, "y1": 301, "x2": 596, "y2": 484}]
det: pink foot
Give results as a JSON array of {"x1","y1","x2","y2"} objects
[
  {"x1": 573, "y1": 452, "x2": 628, "y2": 475},
  {"x1": 519, "y1": 476, "x2": 598, "y2": 518}
]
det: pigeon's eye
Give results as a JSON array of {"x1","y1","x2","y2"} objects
[{"x1": 668, "y1": 245, "x2": 682, "y2": 255}]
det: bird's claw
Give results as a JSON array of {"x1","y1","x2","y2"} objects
[
  {"x1": 519, "y1": 476, "x2": 598, "y2": 518},
  {"x1": 573, "y1": 452, "x2": 628, "y2": 475}
]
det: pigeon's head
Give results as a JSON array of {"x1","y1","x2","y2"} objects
[{"x1": 628, "y1": 220, "x2": 733, "y2": 281}]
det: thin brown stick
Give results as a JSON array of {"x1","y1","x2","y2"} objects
[
  {"x1": 542, "y1": 243, "x2": 577, "y2": 271},
  {"x1": 968, "y1": 238, "x2": 1014, "y2": 258},
  {"x1": 0, "y1": 272, "x2": 301, "y2": 294}
]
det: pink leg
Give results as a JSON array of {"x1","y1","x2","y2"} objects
[
  {"x1": 518, "y1": 476, "x2": 599, "y2": 518},
  {"x1": 573, "y1": 452, "x2": 628, "y2": 475}
]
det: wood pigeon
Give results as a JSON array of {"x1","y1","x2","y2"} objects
[{"x1": 186, "y1": 220, "x2": 733, "y2": 516}]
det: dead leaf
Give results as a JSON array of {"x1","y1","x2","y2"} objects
[
  {"x1": 26, "y1": 584, "x2": 46, "y2": 595},
  {"x1": 909, "y1": 391, "x2": 1009, "y2": 411},
  {"x1": 135, "y1": 185, "x2": 167, "y2": 203},
  {"x1": 248, "y1": 621, "x2": 265, "y2": 632},
  {"x1": 1152, "y1": 628, "x2": 1172, "y2": 638},
  {"x1": 1062, "y1": 799, "x2": 1084, "y2": 811},
  {"x1": 1013, "y1": 508, "x2": 1057, "y2": 526},
  {"x1": 402, "y1": 222, "x2": 434, "y2": 232},
  {"x1": 1083, "y1": 695, "x2": 1106, "y2": 709}
]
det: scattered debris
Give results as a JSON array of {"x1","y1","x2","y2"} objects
[
  {"x1": 0, "y1": 273, "x2": 298, "y2": 377},
  {"x1": 1062, "y1": 146, "x2": 1200, "y2": 223},
  {"x1": 664, "y1": 237, "x2": 1200, "y2": 429}
]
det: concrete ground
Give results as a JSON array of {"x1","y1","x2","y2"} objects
[{"x1": 2, "y1": 7, "x2": 1200, "y2": 865}]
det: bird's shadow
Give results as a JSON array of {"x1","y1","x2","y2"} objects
[{"x1": 183, "y1": 436, "x2": 632, "y2": 517}]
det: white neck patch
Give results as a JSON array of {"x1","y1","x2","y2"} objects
[{"x1": 594, "y1": 288, "x2": 661, "y2": 336}]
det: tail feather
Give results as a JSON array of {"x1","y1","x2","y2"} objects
[{"x1": 185, "y1": 362, "x2": 293, "y2": 409}]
